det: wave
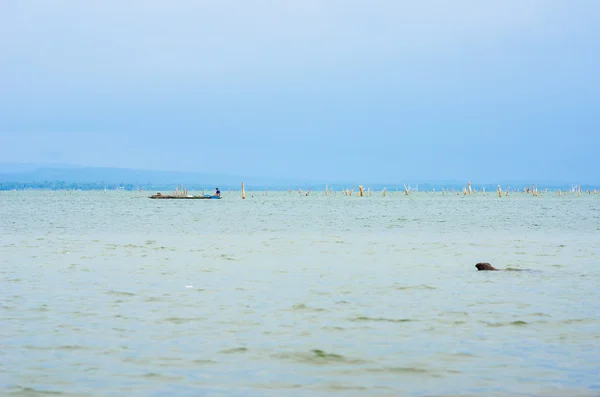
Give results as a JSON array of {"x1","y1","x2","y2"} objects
[
  {"x1": 351, "y1": 316, "x2": 414, "y2": 323},
  {"x1": 290, "y1": 303, "x2": 327, "y2": 312},
  {"x1": 273, "y1": 349, "x2": 367, "y2": 365},
  {"x1": 6, "y1": 387, "x2": 67, "y2": 396},
  {"x1": 392, "y1": 284, "x2": 437, "y2": 290},
  {"x1": 160, "y1": 316, "x2": 206, "y2": 324},
  {"x1": 481, "y1": 320, "x2": 529, "y2": 327},
  {"x1": 106, "y1": 290, "x2": 136, "y2": 297},
  {"x1": 220, "y1": 347, "x2": 248, "y2": 354}
]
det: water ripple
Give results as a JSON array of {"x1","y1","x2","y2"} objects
[
  {"x1": 351, "y1": 316, "x2": 414, "y2": 323},
  {"x1": 274, "y1": 349, "x2": 368, "y2": 365}
]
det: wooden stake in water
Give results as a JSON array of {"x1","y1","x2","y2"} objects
[
  {"x1": 468, "y1": 182, "x2": 472, "y2": 195},
  {"x1": 497, "y1": 185, "x2": 503, "y2": 197},
  {"x1": 242, "y1": 182, "x2": 246, "y2": 199}
]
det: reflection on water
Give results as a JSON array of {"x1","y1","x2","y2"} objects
[{"x1": 1, "y1": 191, "x2": 599, "y2": 396}]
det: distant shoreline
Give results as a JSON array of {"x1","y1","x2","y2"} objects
[
  {"x1": 1, "y1": 183, "x2": 598, "y2": 192},
  {"x1": 1, "y1": 164, "x2": 597, "y2": 192}
]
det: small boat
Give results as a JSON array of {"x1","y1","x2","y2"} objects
[{"x1": 149, "y1": 193, "x2": 221, "y2": 200}]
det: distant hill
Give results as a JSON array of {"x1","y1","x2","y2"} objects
[
  {"x1": 0, "y1": 163, "x2": 596, "y2": 191},
  {"x1": 0, "y1": 164, "x2": 312, "y2": 190},
  {"x1": 0, "y1": 166, "x2": 236, "y2": 185}
]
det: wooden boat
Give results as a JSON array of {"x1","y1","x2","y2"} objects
[{"x1": 149, "y1": 193, "x2": 221, "y2": 200}]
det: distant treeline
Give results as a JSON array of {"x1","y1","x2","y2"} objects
[
  {"x1": 0, "y1": 181, "x2": 265, "y2": 191},
  {"x1": 0, "y1": 181, "x2": 149, "y2": 191},
  {"x1": 1, "y1": 181, "x2": 597, "y2": 192}
]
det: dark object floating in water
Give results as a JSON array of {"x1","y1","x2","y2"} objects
[
  {"x1": 476, "y1": 263, "x2": 529, "y2": 272},
  {"x1": 149, "y1": 193, "x2": 221, "y2": 200},
  {"x1": 476, "y1": 262, "x2": 498, "y2": 271}
]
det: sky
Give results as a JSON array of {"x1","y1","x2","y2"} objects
[{"x1": 1, "y1": 0, "x2": 599, "y2": 184}]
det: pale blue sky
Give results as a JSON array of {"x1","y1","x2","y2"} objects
[{"x1": 1, "y1": 1, "x2": 599, "y2": 183}]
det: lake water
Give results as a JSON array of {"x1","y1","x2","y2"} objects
[{"x1": 2, "y1": 190, "x2": 599, "y2": 397}]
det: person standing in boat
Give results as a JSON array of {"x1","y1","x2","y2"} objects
[{"x1": 215, "y1": 187, "x2": 221, "y2": 197}]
